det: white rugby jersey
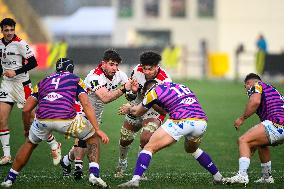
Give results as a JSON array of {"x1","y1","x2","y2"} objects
[
  {"x1": 83, "y1": 64, "x2": 128, "y2": 121},
  {"x1": 131, "y1": 64, "x2": 172, "y2": 102},
  {"x1": 0, "y1": 35, "x2": 34, "y2": 81}
]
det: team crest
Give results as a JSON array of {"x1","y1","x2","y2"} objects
[{"x1": 91, "y1": 80, "x2": 99, "y2": 89}]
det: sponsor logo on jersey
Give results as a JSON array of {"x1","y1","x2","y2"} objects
[
  {"x1": 1, "y1": 60, "x2": 16, "y2": 65},
  {"x1": 180, "y1": 97, "x2": 196, "y2": 105},
  {"x1": 0, "y1": 91, "x2": 9, "y2": 98},
  {"x1": 6, "y1": 52, "x2": 16, "y2": 55},
  {"x1": 43, "y1": 92, "x2": 63, "y2": 101}
]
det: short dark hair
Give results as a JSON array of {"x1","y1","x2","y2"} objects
[
  {"x1": 244, "y1": 73, "x2": 261, "y2": 82},
  {"x1": 142, "y1": 79, "x2": 158, "y2": 95},
  {"x1": 103, "y1": 49, "x2": 122, "y2": 63},
  {"x1": 0, "y1": 18, "x2": 16, "y2": 30},
  {"x1": 140, "y1": 51, "x2": 161, "y2": 66}
]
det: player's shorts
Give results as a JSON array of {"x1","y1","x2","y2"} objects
[
  {"x1": 0, "y1": 79, "x2": 32, "y2": 108},
  {"x1": 161, "y1": 118, "x2": 207, "y2": 141},
  {"x1": 28, "y1": 115, "x2": 95, "y2": 144},
  {"x1": 74, "y1": 138, "x2": 87, "y2": 148},
  {"x1": 262, "y1": 120, "x2": 284, "y2": 145}
]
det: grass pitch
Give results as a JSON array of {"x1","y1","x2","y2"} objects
[{"x1": 1, "y1": 74, "x2": 284, "y2": 189}]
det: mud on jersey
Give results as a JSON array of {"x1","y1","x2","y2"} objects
[{"x1": 0, "y1": 35, "x2": 34, "y2": 81}]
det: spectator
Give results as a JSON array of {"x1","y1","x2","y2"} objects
[
  {"x1": 255, "y1": 34, "x2": 267, "y2": 75},
  {"x1": 256, "y1": 34, "x2": 267, "y2": 53}
]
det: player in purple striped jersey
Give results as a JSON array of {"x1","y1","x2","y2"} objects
[
  {"x1": 225, "y1": 73, "x2": 284, "y2": 185},
  {"x1": 117, "y1": 80, "x2": 223, "y2": 187},
  {"x1": 1, "y1": 58, "x2": 109, "y2": 188}
]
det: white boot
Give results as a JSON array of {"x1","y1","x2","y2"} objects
[
  {"x1": 224, "y1": 171, "x2": 249, "y2": 186},
  {"x1": 89, "y1": 174, "x2": 107, "y2": 188}
]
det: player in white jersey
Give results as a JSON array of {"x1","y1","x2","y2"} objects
[
  {"x1": 60, "y1": 49, "x2": 131, "y2": 180},
  {"x1": 0, "y1": 18, "x2": 61, "y2": 165},
  {"x1": 115, "y1": 51, "x2": 172, "y2": 177}
]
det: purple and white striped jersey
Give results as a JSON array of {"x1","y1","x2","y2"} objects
[
  {"x1": 32, "y1": 71, "x2": 87, "y2": 119},
  {"x1": 247, "y1": 81, "x2": 284, "y2": 125},
  {"x1": 142, "y1": 82, "x2": 208, "y2": 120}
]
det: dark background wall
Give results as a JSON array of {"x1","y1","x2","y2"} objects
[
  {"x1": 264, "y1": 54, "x2": 284, "y2": 75},
  {"x1": 68, "y1": 47, "x2": 163, "y2": 65},
  {"x1": 27, "y1": 0, "x2": 111, "y2": 16}
]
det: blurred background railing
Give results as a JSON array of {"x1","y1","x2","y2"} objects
[{"x1": 1, "y1": 0, "x2": 284, "y2": 81}]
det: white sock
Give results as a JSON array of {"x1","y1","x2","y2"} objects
[
  {"x1": 190, "y1": 148, "x2": 203, "y2": 159},
  {"x1": 75, "y1": 159, "x2": 83, "y2": 169},
  {"x1": 0, "y1": 131, "x2": 10, "y2": 157},
  {"x1": 261, "y1": 161, "x2": 271, "y2": 178},
  {"x1": 239, "y1": 157, "x2": 250, "y2": 176},
  {"x1": 63, "y1": 155, "x2": 71, "y2": 166},
  {"x1": 10, "y1": 168, "x2": 19, "y2": 175},
  {"x1": 47, "y1": 135, "x2": 58, "y2": 150},
  {"x1": 213, "y1": 171, "x2": 223, "y2": 181},
  {"x1": 132, "y1": 175, "x2": 141, "y2": 180},
  {"x1": 119, "y1": 145, "x2": 130, "y2": 160},
  {"x1": 89, "y1": 162, "x2": 99, "y2": 169}
]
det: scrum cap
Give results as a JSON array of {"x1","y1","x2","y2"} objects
[{"x1": 56, "y1": 58, "x2": 74, "y2": 73}]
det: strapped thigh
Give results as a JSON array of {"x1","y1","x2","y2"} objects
[{"x1": 120, "y1": 127, "x2": 136, "y2": 141}]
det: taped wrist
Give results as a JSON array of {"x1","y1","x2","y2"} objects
[
  {"x1": 120, "y1": 84, "x2": 127, "y2": 93},
  {"x1": 125, "y1": 91, "x2": 137, "y2": 101}
]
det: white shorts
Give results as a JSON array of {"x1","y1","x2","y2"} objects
[
  {"x1": 161, "y1": 118, "x2": 207, "y2": 141},
  {"x1": 262, "y1": 120, "x2": 284, "y2": 145},
  {"x1": 0, "y1": 79, "x2": 32, "y2": 108},
  {"x1": 28, "y1": 115, "x2": 95, "y2": 144}
]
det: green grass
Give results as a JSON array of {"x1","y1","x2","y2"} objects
[{"x1": 1, "y1": 74, "x2": 284, "y2": 189}]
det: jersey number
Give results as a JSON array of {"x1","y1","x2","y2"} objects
[
  {"x1": 51, "y1": 78, "x2": 60, "y2": 89},
  {"x1": 170, "y1": 85, "x2": 191, "y2": 97}
]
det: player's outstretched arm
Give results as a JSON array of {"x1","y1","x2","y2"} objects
[
  {"x1": 118, "y1": 103, "x2": 148, "y2": 117},
  {"x1": 79, "y1": 93, "x2": 109, "y2": 144},
  {"x1": 234, "y1": 93, "x2": 261, "y2": 130},
  {"x1": 152, "y1": 104, "x2": 167, "y2": 115},
  {"x1": 95, "y1": 81, "x2": 131, "y2": 104}
]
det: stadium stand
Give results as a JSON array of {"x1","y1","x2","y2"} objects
[
  {"x1": 2, "y1": 0, "x2": 50, "y2": 43},
  {"x1": 0, "y1": 0, "x2": 30, "y2": 42}
]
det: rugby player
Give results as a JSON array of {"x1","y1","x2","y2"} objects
[
  {"x1": 1, "y1": 58, "x2": 109, "y2": 188},
  {"x1": 117, "y1": 80, "x2": 223, "y2": 187},
  {"x1": 224, "y1": 73, "x2": 283, "y2": 185},
  {"x1": 0, "y1": 18, "x2": 61, "y2": 166}
]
